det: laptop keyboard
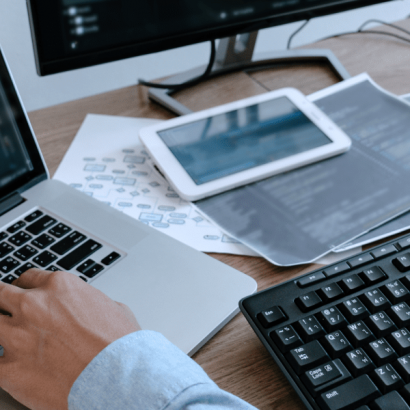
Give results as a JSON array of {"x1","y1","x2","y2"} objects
[
  {"x1": 0, "y1": 210, "x2": 121, "y2": 284},
  {"x1": 240, "y1": 234, "x2": 410, "y2": 410}
]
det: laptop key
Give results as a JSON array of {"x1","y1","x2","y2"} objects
[
  {"x1": 47, "y1": 266, "x2": 61, "y2": 272},
  {"x1": 26, "y1": 215, "x2": 57, "y2": 235},
  {"x1": 32, "y1": 233, "x2": 55, "y2": 249},
  {"x1": 48, "y1": 223, "x2": 72, "y2": 238},
  {"x1": 0, "y1": 242, "x2": 14, "y2": 259},
  {"x1": 1, "y1": 274, "x2": 17, "y2": 284},
  {"x1": 83, "y1": 264, "x2": 103, "y2": 279},
  {"x1": 57, "y1": 240, "x2": 102, "y2": 271},
  {"x1": 15, "y1": 262, "x2": 37, "y2": 277},
  {"x1": 7, "y1": 221, "x2": 26, "y2": 234},
  {"x1": 101, "y1": 252, "x2": 121, "y2": 266},
  {"x1": 9, "y1": 231, "x2": 32, "y2": 247},
  {"x1": 33, "y1": 251, "x2": 58, "y2": 268},
  {"x1": 24, "y1": 210, "x2": 43, "y2": 223},
  {"x1": 0, "y1": 257, "x2": 20, "y2": 274},
  {"x1": 77, "y1": 259, "x2": 95, "y2": 274},
  {"x1": 14, "y1": 245, "x2": 38, "y2": 261},
  {"x1": 51, "y1": 231, "x2": 87, "y2": 255},
  {"x1": 0, "y1": 232, "x2": 7, "y2": 241}
]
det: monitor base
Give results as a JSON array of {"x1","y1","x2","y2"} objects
[{"x1": 147, "y1": 32, "x2": 351, "y2": 116}]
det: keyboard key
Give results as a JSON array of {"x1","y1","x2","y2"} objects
[
  {"x1": 360, "y1": 266, "x2": 386, "y2": 285},
  {"x1": 317, "y1": 306, "x2": 347, "y2": 333},
  {"x1": 51, "y1": 231, "x2": 87, "y2": 255},
  {"x1": 33, "y1": 251, "x2": 58, "y2": 268},
  {"x1": 394, "y1": 254, "x2": 410, "y2": 272},
  {"x1": 271, "y1": 325, "x2": 303, "y2": 353},
  {"x1": 13, "y1": 245, "x2": 38, "y2": 261},
  {"x1": 26, "y1": 215, "x2": 57, "y2": 235},
  {"x1": 373, "y1": 363, "x2": 404, "y2": 394},
  {"x1": 1, "y1": 274, "x2": 17, "y2": 284},
  {"x1": 0, "y1": 232, "x2": 7, "y2": 241},
  {"x1": 340, "y1": 297, "x2": 369, "y2": 322},
  {"x1": 396, "y1": 355, "x2": 410, "y2": 383},
  {"x1": 57, "y1": 240, "x2": 102, "y2": 270},
  {"x1": 322, "y1": 331, "x2": 352, "y2": 359},
  {"x1": 257, "y1": 306, "x2": 287, "y2": 328},
  {"x1": 296, "y1": 291, "x2": 322, "y2": 312},
  {"x1": 77, "y1": 259, "x2": 95, "y2": 274},
  {"x1": 367, "y1": 338, "x2": 397, "y2": 366},
  {"x1": 367, "y1": 312, "x2": 396, "y2": 338},
  {"x1": 345, "y1": 321, "x2": 375, "y2": 348},
  {"x1": 287, "y1": 340, "x2": 329, "y2": 375},
  {"x1": 48, "y1": 266, "x2": 61, "y2": 272},
  {"x1": 79, "y1": 276, "x2": 88, "y2": 282},
  {"x1": 371, "y1": 245, "x2": 398, "y2": 260},
  {"x1": 31, "y1": 234, "x2": 55, "y2": 249},
  {"x1": 0, "y1": 257, "x2": 20, "y2": 274},
  {"x1": 101, "y1": 252, "x2": 121, "y2": 266},
  {"x1": 296, "y1": 315, "x2": 325, "y2": 342},
  {"x1": 361, "y1": 289, "x2": 391, "y2": 314},
  {"x1": 317, "y1": 374, "x2": 380, "y2": 410},
  {"x1": 319, "y1": 283, "x2": 344, "y2": 302},
  {"x1": 48, "y1": 223, "x2": 72, "y2": 238},
  {"x1": 389, "y1": 328, "x2": 410, "y2": 356},
  {"x1": 7, "y1": 221, "x2": 26, "y2": 233},
  {"x1": 14, "y1": 262, "x2": 37, "y2": 277},
  {"x1": 323, "y1": 263, "x2": 350, "y2": 278},
  {"x1": 300, "y1": 359, "x2": 352, "y2": 397},
  {"x1": 397, "y1": 236, "x2": 410, "y2": 250},
  {"x1": 344, "y1": 348, "x2": 375, "y2": 377},
  {"x1": 296, "y1": 272, "x2": 326, "y2": 288},
  {"x1": 82, "y1": 263, "x2": 103, "y2": 278},
  {"x1": 347, "y1": 253, "x2": 374, "y2": 268},
  {"x1": 0, "y1": 242, "x2": 14, "y2": 259},
  {"x1": 24, "y1": 210, "x2": 43, "y2": 223},
  {"x1": 383, "y1": 280, "x2": 410, "y2": 304},
  {"x1": 390, "y1": 303, "x2": 410, "y2": 328},
  {"x1": 339, "y1": 274, "x2": 365, "y2": 293},
  {"x1": 372, "y1": 391, "x2": 410, "y2": 410},
  {"x1": 8, "y1": 231, "x2": 32, "y2": 247}
]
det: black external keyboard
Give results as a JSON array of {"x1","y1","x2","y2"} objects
[{"x1": 240, "y1": 234, "x2": 410, "y2": 410}]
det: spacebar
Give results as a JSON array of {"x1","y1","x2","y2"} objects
[
  {"x1": 57, "y1": 240, "x2": 102, "y2": 270},
  {"x1": 317, "y1": 375, "x2": 380, "y2": 410}
]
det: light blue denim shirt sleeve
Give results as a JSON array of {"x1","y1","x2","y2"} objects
[{"x1": 68, "y1": 330, "x2": 257, "y2": 410}]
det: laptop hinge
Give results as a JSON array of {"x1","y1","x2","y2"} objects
[{"x1": 0, "y1": 193, "x2": 24, "y2": 217}]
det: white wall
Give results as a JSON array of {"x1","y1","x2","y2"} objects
[{"x1": 0, "y1": 0, "x2": 409, "y2": 112}]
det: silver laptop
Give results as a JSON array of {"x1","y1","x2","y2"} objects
[{"x1": 0, "y1": 49, "x2": 256, "y2": 409}]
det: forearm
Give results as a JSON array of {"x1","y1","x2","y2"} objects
[{"x1": 68, "y1": 331, "x2": 256, "y2": 410}]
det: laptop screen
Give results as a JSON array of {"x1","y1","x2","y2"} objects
[{"x1": 0, "y1": 50, "x2": 47, "y2": 203}]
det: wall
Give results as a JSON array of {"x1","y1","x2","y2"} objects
[{"x1": 0, "y1": 0, "x2": 409, "y2": 112}]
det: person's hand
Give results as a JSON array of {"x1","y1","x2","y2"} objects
[{"x1": 0, "y1": 268, "x2": 141, "y2": 410}]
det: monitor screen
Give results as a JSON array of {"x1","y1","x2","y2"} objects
[{"x1": 28, "y1": 0, "x2": 389, "y2": 75}]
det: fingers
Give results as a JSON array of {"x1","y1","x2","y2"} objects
[
  {"x1": 0, "y1": 282, "x2": 24, "y2": 316},
  {"x1": 13, "y1": 269, "x2": 52, "y2": 290}
]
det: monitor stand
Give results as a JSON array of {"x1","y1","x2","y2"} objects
[{"x1": 147, "y1": 31, "x2": 351, "y2": 116}]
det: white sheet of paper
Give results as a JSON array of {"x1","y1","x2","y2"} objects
[{"x1": 53, "y1": 114, "x2": 258, "y2": 255}]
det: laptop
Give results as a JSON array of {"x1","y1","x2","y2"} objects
[{"x1": 0, "y1": 49, "x2": 257, "y2": 409}]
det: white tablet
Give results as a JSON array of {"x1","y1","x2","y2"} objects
[{"x1": 139, "y1": 88, "x2": 351, "y2": 201}]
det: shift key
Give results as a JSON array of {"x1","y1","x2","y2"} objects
[
  {"x1": 57, "y1": 240, "x2": 102, "y2": 270},
  {"x1": 317, "y1": 375, "x2": 380, "y2": 410}
]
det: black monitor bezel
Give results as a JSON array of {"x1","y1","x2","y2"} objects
[
  {"x1": 28, "y1": 0, "x2": 389, "y2": 76},
  {"x1": 0, "y1": 50, "x2": 47, "y2": 202}
]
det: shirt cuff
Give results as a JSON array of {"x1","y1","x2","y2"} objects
[{"x1": 68, "y1": 330, "x2": 216, "y2": 410}]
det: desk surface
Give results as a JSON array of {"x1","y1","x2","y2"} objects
[{"x1": 27, "y1": 19, "x2": 410, "y2": 409}]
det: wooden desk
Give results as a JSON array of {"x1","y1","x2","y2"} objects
[{"x1": 27, "y1": 19, "x2": 410, "y2": 409}]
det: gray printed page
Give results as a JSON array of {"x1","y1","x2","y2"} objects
[
  {"x1": 195, "y1": 74, "x2": 410, "y2": 265},
  {"x1": 334, "y1": 93, "x2": 410, "y2": 251}
]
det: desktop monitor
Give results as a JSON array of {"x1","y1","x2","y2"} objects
[{"x1": 27, "y1": 0, "x2": 390, "y2": 113}]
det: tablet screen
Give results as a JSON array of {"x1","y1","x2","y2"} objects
[{"x1": 158, "y1": 96, "x2": 331, "y2": 185}]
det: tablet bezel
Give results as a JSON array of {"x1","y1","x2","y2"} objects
[{"x1": 139, "y1": 88, "x2": 351, "y2": 201}]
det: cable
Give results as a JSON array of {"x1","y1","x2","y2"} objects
[
  {"x1": 287, "y1": 20, "x2": 310, "y2": 49},
  {"x1": 138, "y1": 40, "x2": 216, "y2": 91}
]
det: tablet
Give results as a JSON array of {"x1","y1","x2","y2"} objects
[{"x1": 139, "y1": 88, "x2": 351, "y2": 201}]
